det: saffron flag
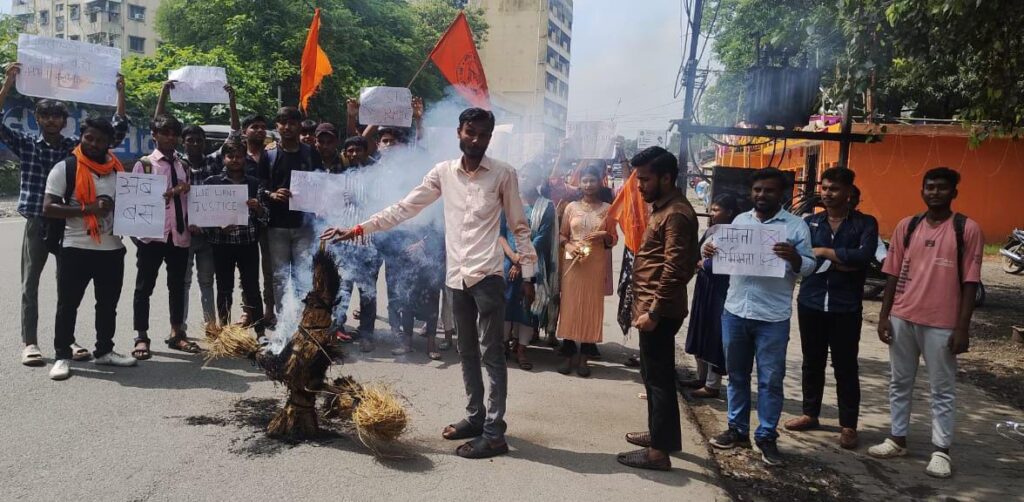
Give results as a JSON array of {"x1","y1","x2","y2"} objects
[
  {"x1": 607, "y1": 170, "x2": 649, "y2": 253},
  {"x1": 429, "y1": 12, "x2": 490, "y2": 109},
  {"x1": 299, "y1": 8, "x2": 332, "y2": 113}
]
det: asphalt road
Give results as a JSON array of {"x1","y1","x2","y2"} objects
[{"x1": 0, "y1": 217, "x2": 729, "y2": 501}]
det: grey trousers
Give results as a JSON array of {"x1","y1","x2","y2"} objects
[
  {"x1": 21, "y1": 216, "x2": 54, "y2": 346},
  {"x1": 183, "y1": 232, "x2": 216, "y2": 330},
  {"x1": 267, "y1": 226, "x2": 314, "y2": 315},
  {"x1": 450, "y1": 275, "x2": 508, "y2": 441},
  {"x1": 888, "y1": 316, "x2": 957, "y2": 449}
]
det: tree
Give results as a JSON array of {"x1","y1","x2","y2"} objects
[
  {"x1": 701, "y1": 0, "x2": 1024, "y2": 139},
  {"x1": 120, "y1": 44, "x2": 278, "y2": 125},
  {"x1": 154, "y1": 0, "x2": 487, "y2": 124}
]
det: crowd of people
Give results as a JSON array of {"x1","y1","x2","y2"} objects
[{"x1": 3, "y1": 60, "x2": 983, "y2": 474}]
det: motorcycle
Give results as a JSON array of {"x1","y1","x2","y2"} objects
[
  {"x1": 863, "y1": 240, "x2": 986, "y2": 307},
  {"x1": 999, "y1": 228, "x2": 1024, "y2": 275}
]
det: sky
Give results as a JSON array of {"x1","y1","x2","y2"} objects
[{"x1": 567, "y1": 0, "x2": 697, "y2": 139}]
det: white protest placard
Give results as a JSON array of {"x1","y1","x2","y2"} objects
[
  {"x1": 289, "y1": 170, "x2": 332, "y2": 215},
  {"x1": 168, "y1": 66, "x2": 229, "y2": 104},
  {"x1": 189, "y1": 184, "x2": 249, "y2": 227},
  {"x1": 16, "y1": 34, "x2": 121, "y2": 107},
  {"x1": 359, "y1": 86, "x2": 413, "y2": 127},
  {"x1": 711, "y1": 224, "x2": 787, "y2": 278},
  {"x1": 113, "y1": 172, "x2": 167, "y2": 239},
  {"x1": 636, "y1": 129, "x2": 666, "y2": 150},
  {"x1": 567, "y1": 121, "x2": 616, "y2": 159}
]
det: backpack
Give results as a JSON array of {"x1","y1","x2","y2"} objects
[
  {"x1": 42, "y1": 156, "x2": 78, "y2": 255},
  {"x1": 903, "y1": 212, "x2": 968, "y2": 283}
]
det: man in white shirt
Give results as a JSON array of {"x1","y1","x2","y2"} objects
[{"x1": 321, "y1": 108, "x2": 537, "y2": 459}]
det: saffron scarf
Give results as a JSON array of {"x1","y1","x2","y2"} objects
[{"x1": 72, "y1": 145, "x2": 124, "y2": 243}]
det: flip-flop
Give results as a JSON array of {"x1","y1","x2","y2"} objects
[
  {"x1": 428, "y1": 351, "x2": 442, "y2": 361},
  {"x1": 617, "y1": 448, "x2": 671, "y2": 471},
  {"x1": 456, "y1": 436, "x2": 509, "y2": 459},
  {"x1": 442, "y1": 419, "x2": 483, "y2": 441},
  {"x1": 71, "y1": 343, "x2": 92, "y2": 361},
  {"x1": 166, "y1": 336, "x2": 201, "y2": 354}
]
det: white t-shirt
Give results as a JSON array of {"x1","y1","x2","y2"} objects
[{"x1": 44, "y1": 160, "x2": 124, "y2": 251}]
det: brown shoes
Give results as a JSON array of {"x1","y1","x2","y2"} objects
[
  {"x1": 690, "y1": 387, "x2": 720, "y2": 399},
  {"x1": 840, "y1": 428, "x2": 859, "y2": 450},
  {"x1": 783, "y1": 415, "x2": 820, "y2": 431}
]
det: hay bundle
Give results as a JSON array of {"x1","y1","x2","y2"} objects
[
  {"x1": 204, "y1": 323, "x2": 260, "y2": 361},
  {"x1": 322, "y1": 376, "x2": 363, "y2": 421},
  {"x1": 352, "y1": 385, "x2": 408, "y2": 444}
]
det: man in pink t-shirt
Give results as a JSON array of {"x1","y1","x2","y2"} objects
[{"x1": 867, "y1": 167, "x2": 983, "y2": 479}]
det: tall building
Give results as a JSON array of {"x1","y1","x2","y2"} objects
[
  {"x1": 471, "y1": 0, "x2": 572, "y2": 152},
  {"x1": 11, "y1": 0, "x2": 163, "y2": 56}
]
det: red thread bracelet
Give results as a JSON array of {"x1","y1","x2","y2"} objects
[{"x1": 353, "y1": 224, "x2": 364, "y2": 237}]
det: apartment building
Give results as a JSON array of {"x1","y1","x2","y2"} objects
[
  {"x1": 11, "y1": 0, "x2": 162, "y2": 56},
  {"x1": 471, "y1": 0, "x2": 572, "y2": 151}
]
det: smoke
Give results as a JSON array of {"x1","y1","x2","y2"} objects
[{"x1": 265, "y1": 90, "x2": 498, "y2": 354}]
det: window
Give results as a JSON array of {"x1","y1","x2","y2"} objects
[
  {"x1": 128, "y1": 4, "x2": 145, "y2": 21},
  {"x1": 39, "y1": 10, "x2": 50, "y2": 25},
  {"x1": 56, "y1": 16, "x2": 65, "y2": 31},
  {"x1": 15, "y1": 13, "x2": 34, "y2": 27},
  {"x1": 87, "y1": 33, "x2": 104, "y2": 44},
  {"x1": 89, "y1": 11, "x2": 97, "y2": 22},
  {"x1": 69, "y1": 35, "x2": 80, "y2": 41},
  {"x1": 70, "y1": 4, "x2": 80, "y2": 20},
  {"x1": 56, "y1": 33, "x2": 64, "y2": 39},
  {"x1": 56, "y1": 3, "x2": 65, "y2": 12},
  {"x1": 129, "y1": 36, "x2": 145, "y2": 53}
]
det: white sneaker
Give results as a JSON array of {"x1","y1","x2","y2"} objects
[
  {"x1": 49, "y1": 359, "x2": 71, "y2": 380},
  {"x1": 925, "y1": 451, "x2": 953, "y2": 478},
  {"x1": 94, "y1": 351, "x2": 137, "y2": 367},
  {"x1": 867, "y1": 438, "x2": 908, "y2": 459}
]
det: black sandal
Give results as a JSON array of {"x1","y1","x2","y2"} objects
[
  {"x1": 625, "y1": 431, "x2": 652, "y2": 448},
  {"x1": 166, "y1": 335, "x2": 201, "y2": 354},
  {"x1": 132, "y1": 339, "x2": 152, "y2": 361},
  {"x1": 456, "y1": 436, "x2": 509, "y2": 459},
  {"x1": 616, "y1": 448, "x2": 671, "y2": 471},
  {"x1": 442, "y1": 419, "x2": 483, "y2": 441}
]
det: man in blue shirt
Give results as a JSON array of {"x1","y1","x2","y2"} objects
[
  {"x1": 705, "y1": 167, "x2": 815, "y2": 466},
  {"x1": 0, "y1": 62, "x2": 128, "y2": 367},
  {"x1": 785, "y1": 168, "x2": 878, "y2": 450}
]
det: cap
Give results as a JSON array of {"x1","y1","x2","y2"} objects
[{"x1": 315, "y1": 122, "x2": 338, "y2": 137}]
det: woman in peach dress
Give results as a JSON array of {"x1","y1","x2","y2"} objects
[{"x1": 556, "y1": 165, "x2": 617, "y2": 377}]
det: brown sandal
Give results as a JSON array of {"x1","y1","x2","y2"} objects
[{"x1": 166, "y1": 335, "x2": 201, "y2": 354}]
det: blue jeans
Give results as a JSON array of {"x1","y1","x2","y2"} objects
[{"x1": 722, "y1": 310, "x2": 790, "y2": 441}]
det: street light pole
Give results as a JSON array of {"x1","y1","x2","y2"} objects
[{"x1": 677, "y1": 0, "x2": 704, "y2": 191}]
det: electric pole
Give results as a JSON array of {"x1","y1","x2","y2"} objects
[{"x1": 677, "y1": 0, "x2": 704, "y2": 191}]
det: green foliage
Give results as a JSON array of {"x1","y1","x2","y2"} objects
[
  {"x1": 120, "y1": 44, "x2": 278, "y2": 125},
  {"x1": 703, "y1": 0, "x2": 1024, "y2": 138},
  {"x1": 154, "y1": 0, "x2": 487, "y2": 124},
  {"x1": 0, "y1": 15, "x2": 21, "y2": 65}
]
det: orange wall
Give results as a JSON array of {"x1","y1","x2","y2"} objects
[{"x1": 849, "y1": 134, "x2": 1024, "y2": 243}]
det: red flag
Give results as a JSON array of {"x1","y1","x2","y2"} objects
[
  {"x1": 607, "y1": 171, "x2": 650, "y2": 253},
  {"x1": 429, "y1": 12, "x2": 490, "y2": 109},
  {"x1": 299, "y1": 8, "x2": 332, "y2": 113}
]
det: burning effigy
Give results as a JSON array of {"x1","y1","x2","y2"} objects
[{"x1": 204, "y1": 244, "x2": 408, "y2": 448}]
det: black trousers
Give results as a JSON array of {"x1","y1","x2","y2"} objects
[
  {"x1": 796, "y1": 305, "x2": 862, "y2": 429},
  {"x1": 134, "y1": 240, "x2": 189, "y2": 335},
  {"x1": 639, "y1": 317, "x2": 685, "y2": 452},
  {"x1": 213, "y1": 242, "x2": 263, "y2": 332},
  {"x1": 54, "y1": 247, "x2": 125, "y2": 360},
  {"x1": 559, "y1": 340, "x2": 599, "y2": 356}
]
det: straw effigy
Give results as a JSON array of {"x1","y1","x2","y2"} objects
[{"x1": 208, "y1": 243, "x2": 411, "y2": 448}]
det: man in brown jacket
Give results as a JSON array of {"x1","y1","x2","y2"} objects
[{"x1": 618, "y1": 146, "x2": 699, "y2": 471}]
